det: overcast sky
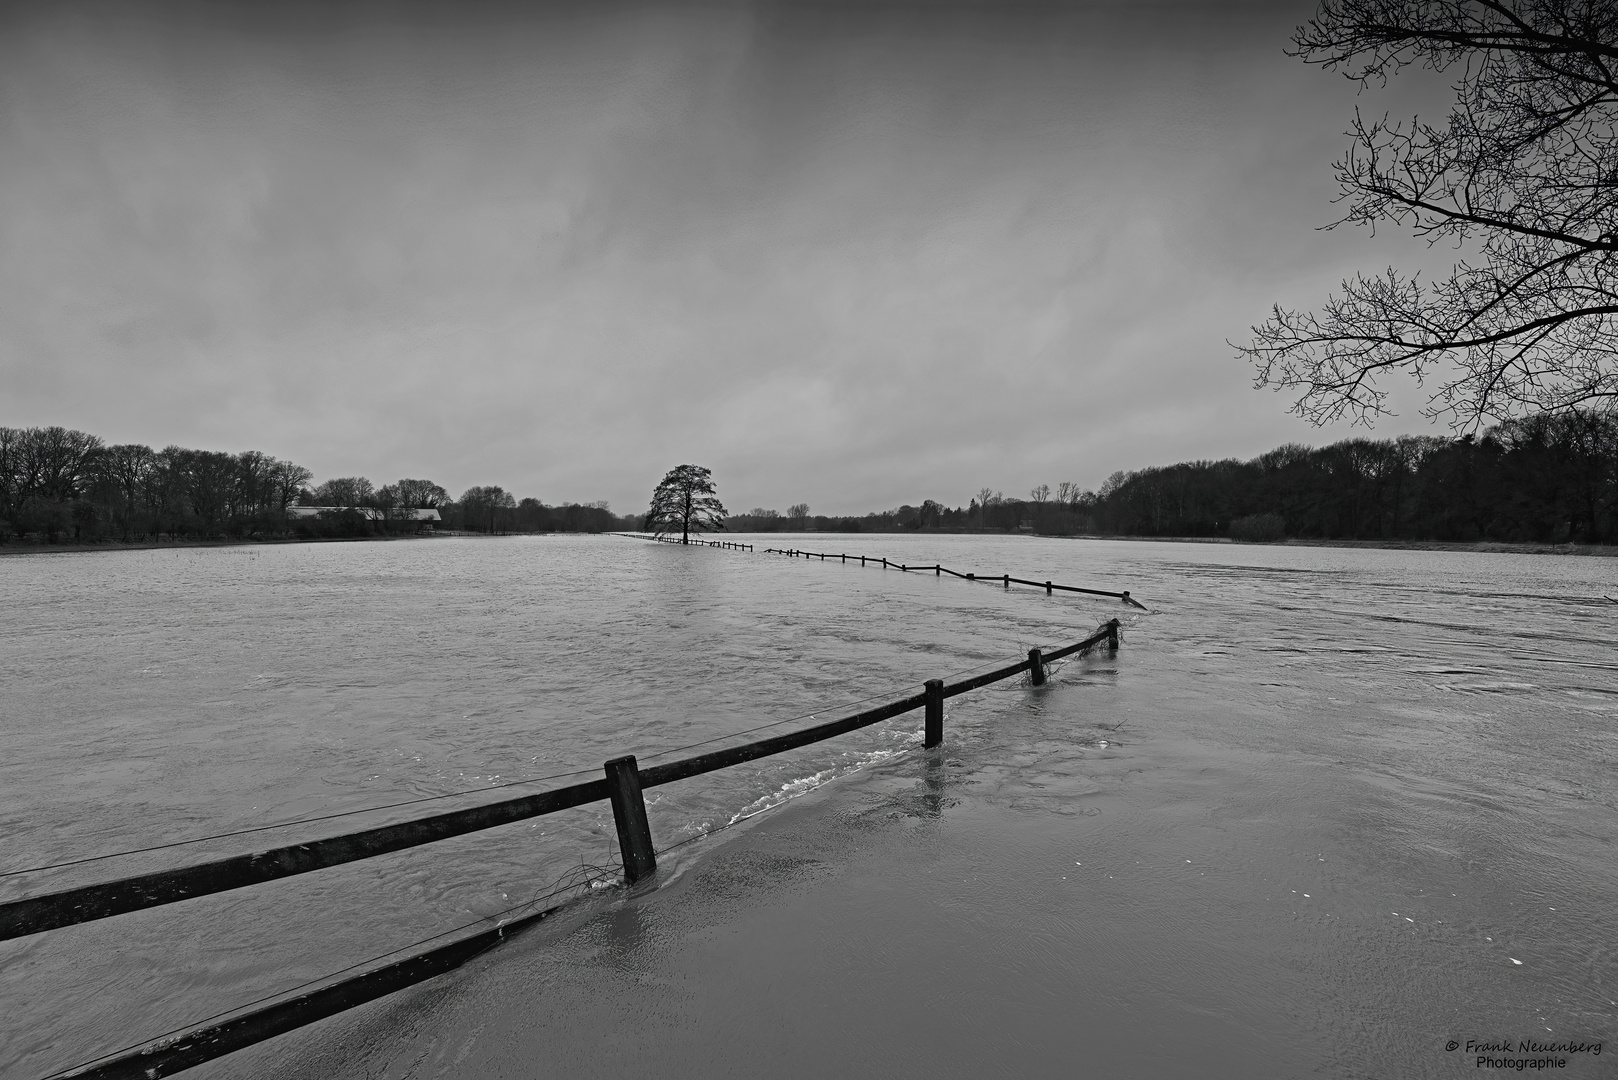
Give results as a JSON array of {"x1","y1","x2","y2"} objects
[{"x1": 1, "y1": 0, "x2": 1461, "y2": 515}]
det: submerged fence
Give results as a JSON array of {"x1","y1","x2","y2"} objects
[
  {"x1": 764, "y1": 546, "x2": 1149, "y2": 609},
  {"x1": 615, "y1": 533, "x2": 1146, "y2": 610},
  {"x1": 12, "y1": 621, "x2": 1124, "y2": 1080},
  {"x1": 623, "y1": 533, "x2": 753, "y2": 551}
]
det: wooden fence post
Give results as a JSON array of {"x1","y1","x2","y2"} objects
[
  {"x1": 604, "y1": 756, "x2": 657, "y2": 884},
  {"x1": 1028, "y1": 648, "x2": 1046, "y2": 686},
  {"x1": 935, "y1": 565, "x2": 941, "y2": 576},
  {"x1": 1107, "y1": 619, "x2": 1120, "y2": 651},
  {"x1": 1003, "y1": 574, "x2": 1009, "y2": 588},
  {"x1": 1045, "y1": 580, "x2": 1053, "y2": 595},
  {"x1": 924, "y1": 679, "x2": 944, "y2": 747}
]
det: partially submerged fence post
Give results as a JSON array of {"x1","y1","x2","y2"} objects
[
  {"x1": 924, "y1": 679, "x2": 944, "y2": 747},
  {"x1": 1003, "y1": 574, "x2": 1009, "y2": 588},
  {"x1": 1028, "y1": 648, "x2": 1046, "y2": 686},
  {"x1": 935, "y1": 565, "x2": 941, "y2": 576},
  {"x1": 1107, "y1": 619, "x2": 1120, "y2": 651},
  {"x1": 1045, "y1": 580, "x2": 1052, "y2": 595},
  {"x1": 604, "y1": 756, "x2": 657, "y2": 884}
]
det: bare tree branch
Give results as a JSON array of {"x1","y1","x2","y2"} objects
[{"x1": 1240, "y1": 0, "x2": 1618, "y2": 427}]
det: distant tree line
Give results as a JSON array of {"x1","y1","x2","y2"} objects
[
  {"x1": 737, "y1": 410, "x2": 1618, "y2": 545},
  {"x1": 12, "y1": 409, "x2": 1611, "y2": 547},
  {"x1": 436, "y1": 488, "x2": 633, "y2": 536},
  {"x1": 0, "y1": 425, "x2": 635, "y2": 543},
  {"x1": 1078, "y1": 410, "x2": 1618, "y2": 544}
]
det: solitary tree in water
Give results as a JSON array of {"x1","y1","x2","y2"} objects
[{"x1": 646, "y1": 464, "x2": 727, "y2": 544}]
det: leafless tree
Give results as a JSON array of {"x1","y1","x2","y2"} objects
[
  {"x1": 102, "y1": 444, "x2": 155, "y2": 508},
  {"x1": 459, "y1": 485, "x2": 516, "y2": 533},
  {"x1": 269, "y1": 460, "x2": 313, "y2": 514},
  {"x1": 18, "y1": 426, "x2": 101, "y2": 502},
  {"x1": 386, "y1": 478, "x2": 449, "y2": 508},
  {"x1": 1239, "y1": 0, "x2": 1618, "y2": 428},
  {"x1": 311, "y1": 477, "x2": 375, "y2": 507}
]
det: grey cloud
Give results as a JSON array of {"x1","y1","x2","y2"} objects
[{"x1": 1, "y1": 1, "x2": 1455, "y2": 515}]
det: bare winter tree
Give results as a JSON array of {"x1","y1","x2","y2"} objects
[
  {"x1": 310, "y1": 477, "x2": 375, "y2": 507},
  {"x1": 269, "y1": 459, "x2": 313, "y2": 514},
  {"x1": 386, "y1": 478, "x2": 450, "y2": 508},
  {"x1": 646, "y1": 464, "x2": 727, "y2": 543},
  {"x1": 20, "y1": 426, "x2": 102, "y2": 502},
  {"x1": 787, "y1": 502, "x2": 811, "y2": 523},
  {"x1": 458, "y1": 485, "x2": 516, "y2": 533},
  {"x1": 1239, "y1": 0, "x2": 1618, "y2": 428}
]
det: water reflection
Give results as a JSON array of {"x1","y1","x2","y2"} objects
[{"x1": 918, "y1": 750, "x2": 947, "y2": 818}]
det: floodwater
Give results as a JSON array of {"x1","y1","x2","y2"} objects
[{"x1": 1, "y1": 534, "x2": 1614, "y2": 1078}]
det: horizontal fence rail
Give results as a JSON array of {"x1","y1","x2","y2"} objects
[
  {"x1": 609, "y1": 532, "x2": 753, "y2": 551},
  {"x1": 0, "y1": 781, "x2": 610, "y2": 942},
  {"x1": 25, "y1": 621, "x2": 1122, "y2": 1080},
  {"x1": 54, "y1": 905, "x2": 563, "y2": 1080},
  {"x1": 762, "y1": 547, "x2": 1148, "y2": 609}
]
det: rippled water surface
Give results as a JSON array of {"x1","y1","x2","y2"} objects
[{"x1": 2, "y1": 534, "x2": 1615, "y2": 1078}]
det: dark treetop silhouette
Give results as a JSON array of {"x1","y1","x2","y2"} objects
[
  {"x1": 646, "y1": 464, "x2": 727, "y2": 544},
  {"x1": 1239, "y1": 0, "x2": 1618, "y2": 429}
]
